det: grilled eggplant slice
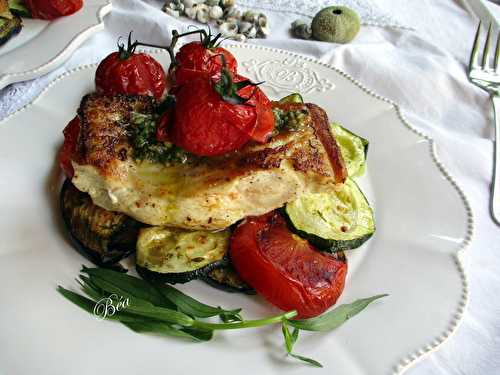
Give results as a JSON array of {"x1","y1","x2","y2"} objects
[
  {"x1": 136, "y1": 226, "x2": 230, "y2": 284},
  {"x1": 60, "y1": 179, "x2": 142, "y2": 266},
  {"x1": 285, "y1": 178, "x2": 375, "y2": 252},
  {"x1": 0, "y1": 13, "x2": 21, "y2": 46},
  {"x1": 203, "y1": 264, "x2": 256, "y2": 294}
]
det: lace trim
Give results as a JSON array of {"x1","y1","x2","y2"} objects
[{"x1": 238, "y1": 0, "x2": 411, "y2": 30}]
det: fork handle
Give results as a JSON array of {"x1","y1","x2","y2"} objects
[{"x1": 491, "y1": 95, "x2": 500, "y2": 224}]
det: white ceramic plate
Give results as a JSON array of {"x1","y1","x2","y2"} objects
[
  {"x1": 0, "y1": 0, "x2": 111, "y2": 89},
  {"x1": 0, "y1": 45, "x2": 471, "y2": 375}
]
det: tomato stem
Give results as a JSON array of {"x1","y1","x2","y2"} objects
[
  {"x1": 212, "y1": 56, "x2": 263, "y2": 106},
  {"x1": 117, "y1": 31, "x2": 138, "y2": 60}
]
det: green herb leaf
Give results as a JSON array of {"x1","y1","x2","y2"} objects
[
  {"x1": 76, "y1": 276, "x2": 104, "y2": 301},
  {"x1": 122, "y1": 303, "x2": 194, "y2": 327},
  {"x1": 288, "y1": 294, "x2": 388, "y2": 332},
  {"x1": 123, "y1": 320, "x2": 213, "y2": 341},
  {"x1": 85, "y1": 274, "x2": 156, "y2": 308},
  {"x1": 289, "y1": 353, "x2": 323, "y2": 368},
  {"x1": 155, "y1": 283, "x2": 242, "y2": 320},
  {"x1": 59, "y1": 284, "x2": 194, "y2": 328},
  {"x1": 81, "y1": 267, "x2": 175, "y2": 309},
  {"x1": 281, "y1": 319, "x2": 323, "y2": 368},
  {"x1": 193, "y1": 310, "x2": 297, "y2": 331}
]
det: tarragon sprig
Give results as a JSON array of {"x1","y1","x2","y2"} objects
[{"x1": 59, "y1": 267, "x2": 387, "y2": 367}]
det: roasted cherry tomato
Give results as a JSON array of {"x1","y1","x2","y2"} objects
[
  {"x1": 230, "y1": 211, "x2": 348, "y2": 319},
  {"x1": 170, "y1": 74, "x2": 255, "y2": 156},
  {"x1": 27, "y1": 0, "x2": 83, "y2": 20},
  {"x1": 172, "y1": 41, "x2": 237, "y2": 87},
  {"x1": 95, "y1": 38, "x2": 166, "y2": 100},
  {"x1": 235, "y1": 74, "x2": 275, "y2": 143},
  {"x1": 59, "y1": 116, "x2": 81, "y2": 178}
]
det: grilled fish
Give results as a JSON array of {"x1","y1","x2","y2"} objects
[{"x1": 71, "y1": 94, "x2": 346, "y2": 230}]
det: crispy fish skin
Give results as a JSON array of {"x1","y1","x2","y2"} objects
[{"x1": 71, "y1": 94, "x2": 346, "y2": 230}]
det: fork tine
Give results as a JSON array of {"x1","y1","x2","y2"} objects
[
  {"x1": 482, "y1": 22, "x2": 493, "y2": 68},
  {"x1": 470, "y1": 21, "x2": 482, "y2": 71},
  {"x1": 495, "y1": 30, "x2": 500, "y2": 71}
]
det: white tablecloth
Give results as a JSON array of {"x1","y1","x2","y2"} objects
[{"x1": 1, "y1": 1, "x2": 499, "y2": 374}]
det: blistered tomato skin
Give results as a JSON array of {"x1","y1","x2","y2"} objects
[
  {"x1": 59, "y1": 116, "x2": 81, "y2": 178},
  {"x1": 170, "y1": 75, "x2": 256, "y2": 156},
  {"x1": 172, "y1": 42, "x2": 238, "y2": 86},
  {"x1": 156, "y1": 110, "x2": 173, "y2": 143},
  {"x1": 235, "y1": 75, "x2": 275, "y2": 143},
  {"x1": 95, "y1": 52, "x2": 167, "y2": 100},
  {"x1": 27, "y1": 0, "x2": 83, "y2": 20},
  {"x1": 230, "y1": 211, "x2": 347, "y2": 319}
]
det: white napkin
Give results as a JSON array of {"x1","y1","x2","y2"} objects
[{"x1": 0, "y1": 0, "x2": 410, "y2": 118}]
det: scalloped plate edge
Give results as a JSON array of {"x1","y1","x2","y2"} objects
[{"x1": 0, "y1": 44, "x2": 473, "y2": 375}]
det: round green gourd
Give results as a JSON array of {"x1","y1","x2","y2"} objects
[{"x1": 311, "y1": 6, "x2": 360, "y2": 44}]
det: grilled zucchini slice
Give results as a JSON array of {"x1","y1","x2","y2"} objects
[
  {"x1": 331, "y1": 122, "x2": 369, "y2": 177},
  {"x1": 285, "y1": 178, "x2": 375, "y2": 252},
  {"x1": 279, "y1": 93, "x2": 304, "y2": 104},
  {"x1": 136, "y1": 227, "x2": 229, "y2": 284},
  {"x1": 203, "y1": 264, "x2": 256, "y2": 294},
  {"x1": 60, "y1": 179, "x2": 141, "y2": 266},
  {"x1": 0, "y1": 14, "x2": 21, "y2": 46},
  {"x1": 0, "y1": 0, "x2": 12, "y2": 19},
  {"x1": 8, "y1": 0, "x2": 30, "y2": 17}
]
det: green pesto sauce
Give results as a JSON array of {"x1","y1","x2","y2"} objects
[
  {"x1": 273, "y1": 107, "x2": 309, "y2": 133},
  {"x1": 129, "y1": 112, "x2": 193, "y2": 165}
]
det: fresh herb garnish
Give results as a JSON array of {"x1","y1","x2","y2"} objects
[
  {"x1": 59, "y1": 267, "x2": 387, "y2": 367},
  {"x1": 286, "y1": 294, "x2": 388, "y2": 332},
  {"x1": 128, "y1": 112, "x2": 192, "y2": 165},
  {"x1": 282, "y1": 319, "x2": 323, "y2": 367}
]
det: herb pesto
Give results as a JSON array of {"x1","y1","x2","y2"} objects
[
  {"x1": 128, "y1": 112, "x2": 193, "y2": 165},
  {"x1": 273, "y1": 107, "x2": 309, "y2": 132}
]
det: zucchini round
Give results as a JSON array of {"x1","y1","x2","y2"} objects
[
  {"x1": 136, "y1": 227, "x2": 230, "y2": 284},
  {"x1": 331, "y1": 122, "x2": 368, "y2": 177},
  {"x1": 285, "y1": 178, "x2": 375, "y2": 252},
  {"x1": 203, "y1": 264, "x2": 256, "y2": 295},
  {"x1": 278, "y1": 93, "x2": 304, "y2": 104},
  {"x1": 0, "y1": 14, "x2": 21, "y2": 47},
  {"x1": 60, "y1": 179, "x2": 141, "y2": 267}
]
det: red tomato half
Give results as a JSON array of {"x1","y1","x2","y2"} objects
[
  {"x1": 170, "y1": 75, "x2": 255, "y2": 156},
  {"x1": 95, "y1": 52, "x2": 167, "y2": 100},
  {"x1": 172, "y1": 41, "x2": 237, "y2": 87},
  {"x1": 59, "y1": 116, "x2": 81, "y2": 178},
  {"x1": 27, "y1": 0, "x2": 83, "y2": 20},
  {"x1": 230, "y1": 211, "x2": 347, "y2": 319}
]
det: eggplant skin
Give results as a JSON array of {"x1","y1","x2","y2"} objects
[
  {"x1": 0, "y1": 15, "x2": 22, "y2": 47},
  {"x1": 60, "y1": 179, "x2": 142, "y2": 266},
  {"x1": 203, "y1": 265, "x2": 256, "y2": 295}
]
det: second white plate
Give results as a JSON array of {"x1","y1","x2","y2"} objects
[{"x1": 0, "y1": 0, "x2": 111, "y2": 89}]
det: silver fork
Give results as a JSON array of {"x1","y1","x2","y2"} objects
[{"x1": 468, "y1": 21, "x2": 500, "y2": 225}]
